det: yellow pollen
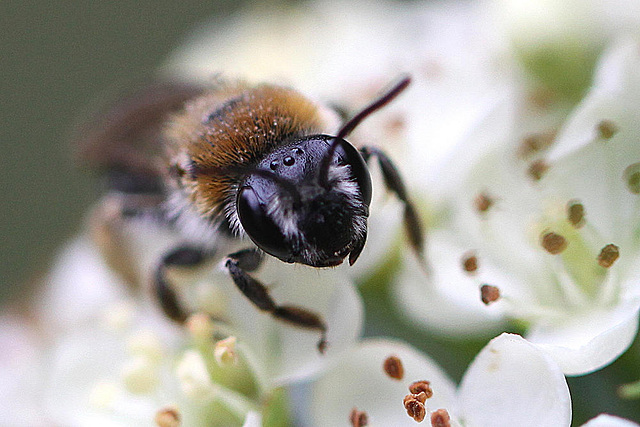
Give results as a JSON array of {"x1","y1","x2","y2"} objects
[
  {"x1": 383, "y1": 355, "x2": 404, "y2": 380},
  {"x1": 567, "y1": 201, "x2": 585, "y2": 228},
  {"x1": 623, "y1": 163, "x2": 640, "y2": 194},
  {"x1": 597, "y1": 244, "x2": 620, "y2": 268},
  {"x1": 349, "y1": 408, "x2": 369, "y2": 427},
  {"x1": 431, "y1": 409, "x2": 452, "y2": 427},
  {"x1": 474, "y1": 192, "x2": 494, "y2": 213},
  {"x1": 409, "y1": 380, "x2": 433, "y2": 398},
  {"x1": 597, "y1": 120, "x2": 618, "y2": 140},
  {"x1": 462, "y1": 253, "x2": 478, "y2": 274},
  {"x1": 155, "y1": 406, "x2": 181, "y2": 427},
  {"x1": 541, "y1": 231, "x2": 568, "y2": 254},
  {"x1": 528, "y1": 159, "x2": 549, "y2": 181},
  {"x1": 480, "y1": 284, "x2": 501, "y2": 305}
]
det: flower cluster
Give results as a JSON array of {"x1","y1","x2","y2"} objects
[{"x1": 2, "y1": 0, "x2": 640, "y2": 426}]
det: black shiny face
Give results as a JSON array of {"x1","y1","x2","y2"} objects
[{"x1": 236, "y1": 135, "x2": 372, "y2": 267}]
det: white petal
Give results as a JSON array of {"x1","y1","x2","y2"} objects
[
  {"x1": 36, "y1": 237, "x2": 129, "y2": 332},
  {"x1": 394, "y1": 233, "x2": 508, "y2": 337},
  {"x1": 526, "y1": 301, "x2": 640, "y2": 376},
  {"x1": 0, "y1": 316, "x2": 47, "y2": 426},
  {"x1": 548, "y1": 39, "x2": 640, "y2": 161},
  {"x1": 222, "y1": 258, "x2": 363, "y2": 386},
  {"x1": 311, "y1": 339, "x2": 457, "y2": 427},
  {"x1": 458, "y1": 333, "x2": 571, "y2": 427},
  {"x1": 242, "y1": 411, "x2": 262, "y2": 427},
  {"x1": 582, "y1": 414, "x2": 640, "y2": 427}
]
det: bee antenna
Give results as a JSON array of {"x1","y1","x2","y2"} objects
[{"x1": 319, "y1": 75, "x2": 411, "y2": 187}]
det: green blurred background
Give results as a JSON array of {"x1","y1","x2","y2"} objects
[{"x1": 1, "y1": 0, "x2": 244, "y2": 303}]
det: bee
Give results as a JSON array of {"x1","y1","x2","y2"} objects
[{"x1": 76, "y1": 76, "x2": 423, "y2": 352}]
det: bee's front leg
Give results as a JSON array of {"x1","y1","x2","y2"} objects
[
  {"x1": 360, "y1": 146, "x2": 425, "y2": 263},
  {"x1": 225, "y1": 249, "x2": 328, "y2": 354},
  {"x1": 154, "y1": 246, "x2": 211, "y2": 323}
]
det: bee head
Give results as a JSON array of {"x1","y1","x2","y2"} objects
[{"x1": 237, "y1": 135, "x2": 372, "y2": 267}]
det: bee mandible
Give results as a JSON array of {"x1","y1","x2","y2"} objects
[{"x1": 76, "y1": 76, "x2": 424, "y2": 352}]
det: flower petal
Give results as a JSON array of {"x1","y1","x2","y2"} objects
[
  {"x1": 458, "y1": 333, "x2": 571, "y2": 427},
  {"x1": 526, "y1": 301, "x2": 640, "y2": 376},
  {"x1": 582, "y1": 414, "x2": 640, "y2": 427},
  {"x1": 394, "y1": 232, "x2": 509, "y2": 337},
  {"x1": 310, "y1": 339, "x2": 457, "y2": 427},
  {"x1": 221, "y1": 258, "x2": 363, "y2": 386}
]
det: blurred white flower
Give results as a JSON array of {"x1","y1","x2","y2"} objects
[
  {"x1": 310, "y1": 333, "x2": 572, "y2": 426},
  {"x1": 396, "y1": 40, "x2": 640, "y2": 375},
  {"x1": 1, "y1": 201, "x2": 362, "y2": 426},
  {"x1": 490, "y1": 0, "x2": 640, "y2": 99},
  {"x1": 582, "y1": 414, "x2": 640, "y2": 427}
]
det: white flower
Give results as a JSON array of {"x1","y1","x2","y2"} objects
[
  {"x1": 309, "y1": 333, "x2": 572, "y2": 426},
  {"x1": 5, "y1": 211, "x2": 362, "y2": 426},
  {"x1": 490, "y1": 0, "x2": 640, "y2": 99},
  {"x1": 396, "y1": 40, "x2": 640, "y2": 375}
]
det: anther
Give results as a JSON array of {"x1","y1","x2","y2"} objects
[
  {"x1": 567, "y1": 201, "x2": 585, "y2": 228},
  {"x1": 528, "y1": 159, "x2": 549, "y2": 181},
  {"x1": 431, "y1": 409, "x2": 452, "y2": 427},
  {"x1": 214, "y1": 336, "x2": 238, "y2": 366},
  {"x1": 349, "y1": 408, "x2": 369, "y2": 427},
  {"x1": 462, "y1": 252, "x2": 478, "y2": 274},
  {"x1": 518, "y1": 132, "x2": 554, "y2": 158},
  {"x1": 474, "y1": 192, "x2": 494, "y2": 213},
  {"x1": 597, "y1": 244, "x2": 620, "y2": 268},
  {"x1": 597, "y1": 120, "x2": 618, "y2": 140},
  {"x1": 409, "y1": 380, "x2": 433, "y2": 398},
  {"x1": 404, "y1": 395, "x2": 426, "y2": 423},
  {"x1": 623, "y1": 162, "x2": 640, "y2": 194},
  {"x1": 541, "y1": 231, "x2": 568, "y2": 254},
  {"x1": 480, "y1": 284, "x2": 501, "y2": 305},
  {"x1": 383, "y1": 355, "x2": 404, "y2": 380},
  {"x1": 155, "y1": 406, "x2": 181, "y2": 427}
]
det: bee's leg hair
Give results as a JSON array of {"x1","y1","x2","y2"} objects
[
  {"x1": 154, "y1": 246, "x2": 211, "y2": 323},
  {"x1": 360, "y1": 146, "x2": 425, "y2": 262},
  {"x1": 225, "y1": 249, "x2": 328, "y2": 354}
]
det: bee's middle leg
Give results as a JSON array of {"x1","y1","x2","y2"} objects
[{"x1": 224, "y1": 249, "x2": 328, "y2": 353}]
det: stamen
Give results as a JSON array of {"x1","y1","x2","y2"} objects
[
  {"x1": 155, "y1": 406, "x2": 181, "y2": 427},
  {"x1": 541, "y1": 231, "x2": 568, "y2": 254},
  {"x1": 186, "y1": 313, "x2": 214, "y2": 344},
  {"x1": 597, "y1": 244, "x2": 620, "y2": 268},
  {"x1": 623, "y1": 162, "x2": 640, "y2": 194},
  {"x1": 567, "y1": 201, "x2": 585, "y2": 228},
  {"x1": 431, "y1": 409, "x2": 452, "y2": 427},
  {"x1": 349, "y1": 408, "x2": 369, "y2": 427},
  {"x1": 214, "y1": 336, "x2": 238, "y2": 366},
  {"x1": 409, "y1": 380, "x2": 433, "y2": 398},
  {"x1": 518, "y1": 131, "x2": 555, "y2": 158},
  {"x1": 383, "y1": 355, "x2": 404, "y2": 380},
  {"x1": 462, "y1": 252, "x2": 478, "y2": 274},
  {"x1": 121, "y1": 355, "x2": 159, "y2": 394},
  {"x1": 127, "y1": 330, "x2": 163, "y2": 364},
  {"x1": 403, "y1": 395, "x2": 426, "y2": 423},
  {"x1": 597, "y1": 120, "x2": 618, "y2": 140},
  {"x1": 528, "y1": 159, "x2": 549, "y2": 181},
  {"x1": 474, "y1": 192, "x2": 494, "y2": 213},
  {"x1": 480, "y1": 284, "x2": 501, "y2": 305},
  {"x1": 176, "y1": 350, "x2": 215, "y2": 401}
]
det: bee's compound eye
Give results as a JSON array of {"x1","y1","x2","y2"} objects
[{"x1": 237, "y1": 186, "x2": 291, "y2": 262}]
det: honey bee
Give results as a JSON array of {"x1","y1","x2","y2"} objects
[{"x1": 76, "y1": 76, "x2": 423, "y2": 352}]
